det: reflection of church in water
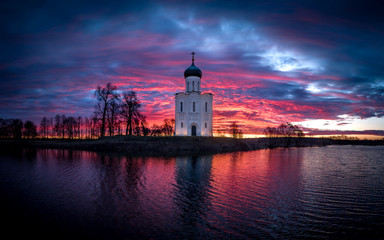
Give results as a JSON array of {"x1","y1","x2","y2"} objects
[{"x1": 175, "y1": 52, "x2": 213, "y2": 136}]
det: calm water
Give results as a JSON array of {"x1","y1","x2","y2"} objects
[{"x1": 1, "y1": 145, "x2": 384, "y2": 239}]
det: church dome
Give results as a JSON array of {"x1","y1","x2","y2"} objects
[{"x1": 184, "y1": 63, "x2": 202, "y2": 78}]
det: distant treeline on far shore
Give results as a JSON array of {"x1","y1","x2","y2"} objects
[
  {"x1": 0, "y1": 82, "x2": 175, "y2": 139},
  {"x1": 2, "y1": 83, "x2": 381, "y2": 141}
]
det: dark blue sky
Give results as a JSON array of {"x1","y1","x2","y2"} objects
[{"x1": 1, "y1": 0, "x2": 383, "y2": 136}]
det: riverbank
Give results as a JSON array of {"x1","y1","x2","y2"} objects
[{"x1": 1, "y1": 136, "x2": 383, "y2": 156}]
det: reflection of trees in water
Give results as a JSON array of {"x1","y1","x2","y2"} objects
[
  {"x1": 90, "y1": 153, "x2": 147, "y2": 237},
  {"x1": 123, "y1": 156, "x2": 145, "y2": 192},
  {"x1": 226, "y1": 151, "x2": 244, "y2": 187},
  {"x1": 5, "y1": 147, "x2": 38, "y2": 161},
  {"x1": 265, "y1": 148, "x2": 304, "y2": 231},
  {"x1": 173, "y1": 154, "x2": 214, "y2": 238}
]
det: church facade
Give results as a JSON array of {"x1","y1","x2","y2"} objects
[{"x1": 175, "y1": 53, "x2": 213, "y2": 136}]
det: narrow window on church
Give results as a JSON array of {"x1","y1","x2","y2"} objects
[
  {"x1": 181, "y1": 122, "x2": 183, "y2": 128},
  {"x1": 193, "y1": 102, "x2": 195, "y2": 112},
  {"x1": 205, "y1": 102, "x2": 207, "y2": 112},
  {"x1": 180, "y1": 102, "x2": 183, "y2": 112},
  {"x1": 205, "y1": 122, "x2": 207, "y2": 128},
  {"x1": 192, "y1": 81, "x2": 195, "y2": 91}
]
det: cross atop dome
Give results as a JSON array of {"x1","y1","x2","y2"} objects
[
  {"x1": 191, "y1": 52, "x2": 196, "y2": 64},
  {"x1": 184, "y1": 51, "x2": 202, "y2": 78}
]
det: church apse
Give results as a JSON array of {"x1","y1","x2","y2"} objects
[{"x1": 175, "y1": 52, "x2": 213, "y2": 136}]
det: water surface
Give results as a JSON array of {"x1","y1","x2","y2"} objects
[{"x1": 1, "y1": 145, "x2": 383, "y2": 239}]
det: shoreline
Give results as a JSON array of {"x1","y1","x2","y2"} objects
[{"x1": 1, "y1": 136, "x2": 383, "y2": 156}]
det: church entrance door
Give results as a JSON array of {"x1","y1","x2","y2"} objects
[{"x1": 191, "y1": 126, "x2": 196, "y2": 136}]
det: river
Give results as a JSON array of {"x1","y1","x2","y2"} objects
[{"x1": 1, "y1": 145, "x2": 383, "y2": 239}]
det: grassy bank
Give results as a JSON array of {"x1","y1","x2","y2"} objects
[{"x1": 1, "y1": 136, "x2": 383, "y2": 156}]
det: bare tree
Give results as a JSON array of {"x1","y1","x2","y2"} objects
[
  {"x1": 264, "y1": 126, "x2": 279, "y2": 148},
  {"x1": 121, "y1": 91, "x2": 141, "y2": 135},
  {"x1": 162, "y1": 119, "x2": 175, "y2": 136},
  {"x1": 94, "y1": 82, "x2": 119, "y2": 137},
  {"x1": 139, "y1": 115, "x2": 150, "y2": 136},
  {"x1": 48, "y1": 117, "x2": 54, "y2": 138},
  {"x1": 40, "y1": 116, "x2": 49, "y2": 138},
  {"x1": 77, "y1": 116, "x2": 83, "y2": 139},
  {"x1": 91, "y1": 114, "x2": 100, "y2": 139},
  {"x1": 264, "y1": 122, "x2": 305, "y2": 148},
  {"x1": 0, "y1": 119, "x2": 11, "y2": 138},
  {"x1": 230, "y1": 121, "x2": 242, "y2": 138},
  {"x1": 65, "y1": 116, "x2": 77, "y2": 139},
  {"x1": 107, "y1": 98, "x2": 120, "y2": 136},
  {"x1": 54, "y1": 115, "x2": 66, "y2": 139},
  {"x1": 10, "y1": 119, "x2": 23, "y2": 139},
  {"x1": 24, "y1": 121, "x2": 38, "y2": 139},
  {"x1": 150, "y1": 124, "x2": 162, "y2": 136}
]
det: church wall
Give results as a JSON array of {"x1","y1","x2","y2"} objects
[
  {"x1": 175, "y1": 93, "x2": 188, "y2": 136},
  {"x1": 185, "y1": 76, "x2": 201, "y2": 93},
  {"x1": 175, "y1": 59, "x2": 213, "y2": 137},
  {"x1": 175, "y1": 91, "x2": 213, "y2": 136},
  {"x1": 187, "y1": 92, "x2": 201, "y2": 136},
  {"x1": 200, "y1": 93, "x2": 213, "y2": 136}
]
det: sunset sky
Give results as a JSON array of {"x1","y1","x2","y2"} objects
[{"x1": 1, "y1": 0, "x2": 383, "y2": 138}]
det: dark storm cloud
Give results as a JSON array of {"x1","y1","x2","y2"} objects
[
  {"x1": 0, "y1": 0, "x2": 383, "y2": 132},
  {"x1": 246, "y1": 81, "x2": 309, "y2": 100}
]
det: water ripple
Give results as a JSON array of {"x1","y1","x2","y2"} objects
[{"x1": 1, "y1": 146, "x2": 383, "y2": 239}]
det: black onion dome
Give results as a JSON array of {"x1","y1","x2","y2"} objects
[{"x1": 184, "y1": 63, "x2": 202, "y2": 78}]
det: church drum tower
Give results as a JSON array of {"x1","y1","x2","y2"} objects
[{"x1": 175, "y1": 53, "x2": 213, "y2": 136}]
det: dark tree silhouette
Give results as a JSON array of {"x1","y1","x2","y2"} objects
[
  {"x1": 65, "y1": 116, "x2": 77, "y2": 139},
  {"x1": 162, "y1": 118, "x2": 175, "y2": 136},
  {"x1": 139, "y1": 115, "x2": 150, "y2": 136},
  {"x1": 230, "y1": 121, "x2": 243, "y2": 138},
  {"x1": 76, "y1": 116, "x2": 82, "y2": 139},
  {"x1": 40, "y1": 116, "x2": 49, "y2": 138},
  {"x1": 264, "y1": 126, "x2": 279, "y2": 148},
  {"x1": 264, "y1": 122, "x2": 305, "y2": 148},
  {"x1": 121, "y1": 91, "x2": 141, "y2": 135},
  {"x1": 150, "y1": 124, "x2": 162, "y2": 136},
  {"x1": 10, "y1": 119, "x2": 23, "y2": 139},
  {"x1": 54, "y1": 115, "x2": 64, "y2": 138},
  {"x1": 107, "y1": 98, "x2": 120, "y2": 136},
  {"x1": 95, "y1": 82, "x2": 119, "y2": 137},
  {"x1": 23, "y1": 120, "x2": 37, "y2": 139},
  {"x1": 0, "y1": 118, "x2": 11, "y2": 138}
]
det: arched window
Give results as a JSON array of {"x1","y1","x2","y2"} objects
[
  {"x1": 193, "y1": 102, "x2": 195, "y2": 112},
  {"x1": 180, "y1": 102, "x2": 183, "y2": 112},
  {"x1": 205, "y1": 102, "x2": 208, "y2": 112},
  {"x1": 205, "y1": 122, "x2": 207, "y2": 128},
  {"x1": 192, "y1": 81, "x2": 195, "y2": 91},
  {"x1": 181, "y1": 122, "x2": 183, "y2": 128}
]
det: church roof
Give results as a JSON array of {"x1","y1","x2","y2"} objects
[
  {"x1": 184, "y1": 51, "x2": 202, "y2": 78},
  {"x1": 184, "y1": 63, "x2": 202, "y2": 78}
]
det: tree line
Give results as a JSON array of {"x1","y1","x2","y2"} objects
[
  {"x1": 0, "y1": 119, "x2": 38, "y2": 139},
  {"x1": 263, "y1": 122, "x2": 305, "y2": 148},
  {"x1": 0, "y1": 82, "x2": 175, "y2": 139}
]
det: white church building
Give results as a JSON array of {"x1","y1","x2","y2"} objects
[{"x1": 175, "y1": 52, "x2": 213, "y2": 136}]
